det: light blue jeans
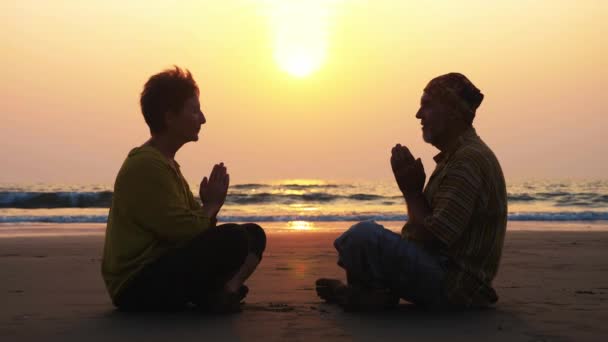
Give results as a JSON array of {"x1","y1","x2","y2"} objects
[{"x1": 334, "y1": 220, "x2": 447, "y2": 308}]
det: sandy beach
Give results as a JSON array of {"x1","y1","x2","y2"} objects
[{"x1": 1, "y1": 222, "x2": 608, "y2": 341}]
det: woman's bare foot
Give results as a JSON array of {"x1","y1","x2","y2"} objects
[
  {"x1": 238, "y1": 284, "x2": 249, "y2": 301},
  {"x1": 198, "y1": 285, "x2": 249, "y2": 314},
  {"x1": 206, "y1": 290, "x2": 243, "y2": 314}
]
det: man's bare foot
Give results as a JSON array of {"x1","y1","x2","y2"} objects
[
  {"x1": 316, "y1": 278, "x2": 348, "y2": 304},
  {"x1": 341, "y1": 286, "x2": 399, "y2": 312},
  {"x1": 316, "y1": 278, "x2": 399, "y2": 311}
]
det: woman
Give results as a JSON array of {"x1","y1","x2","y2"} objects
[{"x1": 102, "y1": 67, "x2": 265, "y2": 313}]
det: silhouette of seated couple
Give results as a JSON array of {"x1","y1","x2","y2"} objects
[{"x1": 102, "y1": 67, "x2": 507, "y2": 313}]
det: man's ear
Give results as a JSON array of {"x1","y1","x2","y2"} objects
[
  {"x1": 448, "y1": 111, "x2": 469, "y2": 129},
  {"x1": 446, "y1": 110, "x2": 460, "y2": 123}
]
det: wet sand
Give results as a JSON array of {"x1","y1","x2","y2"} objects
[{"x1": 1, "y1": 222, "x2": 607, "y2": 341}]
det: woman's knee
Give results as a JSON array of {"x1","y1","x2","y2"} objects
[
  {"x1": 242, "y1": 223, "x2": 266, "y2": 258},
  {"x1": 212, "y1": 225, "x2": 250, "y2": 255}
]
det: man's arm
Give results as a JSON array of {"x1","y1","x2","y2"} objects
[
  {"x1": 391, "y1": 144, "x2": 438, "y2": 244},
  {"x1": 403, "y1": 192, "x2": 436, "y2": 242},
  {"x1": 417, "y1": 159, "x2": 482, "y2": 246}
]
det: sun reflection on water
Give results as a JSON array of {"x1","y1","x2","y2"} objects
[
  {"x1": 287, "y1": 220, "x2": 316, "y2": 231},
  {"x1": 275, "y1": 179, "x2": 328, "y2": 186}
]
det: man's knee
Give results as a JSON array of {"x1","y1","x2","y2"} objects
[
  {"x1": 335, "y1": 220, "x2": 383, "y2": 249},
  {"x1": 346, "y1": 220, "x2": 383, "y2": 241}
]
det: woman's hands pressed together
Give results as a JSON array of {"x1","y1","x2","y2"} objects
[{"x1": 199, "y1": 162, "x2": 230, "y2": 219}]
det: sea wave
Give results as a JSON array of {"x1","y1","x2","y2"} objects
[
  {"x1": 2, "y1": 189, "x2": 607, "y2": 208},
  {"x1": 507, "y1": 212, "x2": 608, "y2": 221},
  {"x1": 0, "y1": 191, "x2": 393, "y2": 208},
  {"x1": 2, "y1": 212, "x2": 608, "y2": 224},
  {"x1": 231, "y1": 183, "x2": 346, "y2": 190},
  {"x1": 508, "y1": 192, "x2": 608, "y2": 206},
  {"x1": 0, "y1": 191, "x2": 113, "y2": 208}
]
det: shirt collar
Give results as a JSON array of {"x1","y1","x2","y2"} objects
[
  {"x1": 136, "y1": 145, "x2": 181, "y2": 169},
  {"x1": 433, "y1": 126, "x2": 478, "y2": 164}
]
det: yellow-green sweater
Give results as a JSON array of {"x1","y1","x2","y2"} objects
[{"x1": 101, "y1": 146, "x2": 212, "y2": 300}]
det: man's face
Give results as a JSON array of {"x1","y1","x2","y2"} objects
[
  {"x1": 168, "y1": 96, "x2": 206, "y2": 143},
  {"x1": 415, "y1": 92, "x2": 451, "y2": 145}
]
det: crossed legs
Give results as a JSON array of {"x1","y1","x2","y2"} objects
[
  {"x1": 316, "y1": 220, "x2": 446, "y2": 311},
  {"x1": 114, "y1": 223, "x2": 266, "y2": 313}
]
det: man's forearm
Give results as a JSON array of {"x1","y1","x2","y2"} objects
[
  {"x1": 405, "y1": 192, "x2": 432, "y2": 224},
  {"x1": 404, "y1": 192, "x2": 435, "y2": 242}
]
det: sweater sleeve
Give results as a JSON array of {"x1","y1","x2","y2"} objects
[{"x1": 115, "y1": 155, "x2": 211, "y2": 243}]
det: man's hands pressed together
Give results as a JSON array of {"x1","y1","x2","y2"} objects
[
  {"x1": 390, "y1": 144, "x2": 426, "y2": 196},
  {"x1": 390, "y1": 144, "x2": 436, "y2": 243},
  {"x1": 199, "y1": 162, "x2": 230, "y2": 219}
]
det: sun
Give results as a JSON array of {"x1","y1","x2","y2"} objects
[
  {"x1": 275, "y1": 45, "x2": 325, "y2": 78},
  {"x1": 265, "y1": 0, "x2": 337, "y2": 78}
]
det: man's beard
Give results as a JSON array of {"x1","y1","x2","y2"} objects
[{"x1": 422, "y1": 127, "x2": 434, "y2": 144}]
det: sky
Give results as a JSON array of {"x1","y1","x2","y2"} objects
[{"x1": 1, "y1": 0, "x2": 607, "y2": 185}]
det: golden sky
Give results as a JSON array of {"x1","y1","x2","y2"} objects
[{"x1": 1, "y1": 0, "x2": 607, "y2": 184}]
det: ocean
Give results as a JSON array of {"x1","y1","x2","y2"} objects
[{"x1": 1, "y1": 179, "x2": 607, "y2": 226}]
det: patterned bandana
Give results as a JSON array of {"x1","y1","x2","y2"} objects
[{"x1": 424, "y1": 73, "x2": 484, "y2": 125}]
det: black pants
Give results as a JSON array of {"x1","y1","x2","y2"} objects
[{"x1": 114, "y1": 223, "x2": 266, "y2": 311}]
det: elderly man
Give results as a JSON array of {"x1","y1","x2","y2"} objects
[{"x1": 316, "y1": 73, "x2": 507, "y2": 310}]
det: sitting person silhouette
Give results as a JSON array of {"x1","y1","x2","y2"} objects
[
  {"x1": 316, "y1": 73, "x2": 507, "y2": 310},
  {"x1": 102, "y1": 67, "x2": 265, "y2": 313}
]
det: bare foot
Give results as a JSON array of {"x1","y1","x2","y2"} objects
[
  {"x1": 238, "y1": 284, "x2": 249, "y2": 301},
  {"x1": 341, "y1": 286, "x2": 399, "y2": 312},
  {"x1": 316, "y1": 278, "x2": 348, "y2": 304},
  {"x1": 316, "y1": 278, "x2": 399, "y2": 311},
  {"x1": 197, "y1": 285, "x2": 249, "y2": 314},
  {"x1": 206, "y1": 291, "x2": 243, "y2": 314}
]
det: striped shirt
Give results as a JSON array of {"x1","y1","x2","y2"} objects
[{"x1": 403, "y1": 127, "x2": 507, "y2": 307}]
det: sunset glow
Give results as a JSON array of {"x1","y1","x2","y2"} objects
[
  {"x1": 1, "y1": 1, "x2": 606, "y2": 184},
  {"x1": 265, "y1": 0, "x2": 335, "y2": 77}
]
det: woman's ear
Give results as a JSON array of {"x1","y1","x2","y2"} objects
[{"x1": 163, "y1": 110, "x2": 175, "y2": 128}]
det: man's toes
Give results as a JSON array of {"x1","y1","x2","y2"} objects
[
  {"x1": 315, "y1": 278, "x2": 347, "y2": 303},
  {"x1": 315, "y1": 278, "x2": 344, "y2": 288}
]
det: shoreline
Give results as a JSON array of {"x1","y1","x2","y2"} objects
[
  {"x1": 1, "y1": 224, "x2": 608, "y2": 340},
  {"x1": 1, "y1": 221, "x2": 608, "y2": 238}
]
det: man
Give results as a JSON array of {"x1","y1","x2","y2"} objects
[
  {"x1": 102, "y1": 67, "x2": 265, "y2": 313},
  {"x1": 316, "y1": 73, "x2": 507, "y2": 310}
]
